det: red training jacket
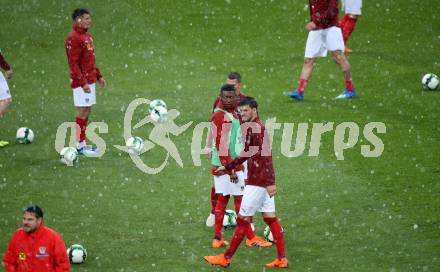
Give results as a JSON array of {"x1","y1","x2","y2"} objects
[
  {"x1": 309, "y1": 0, "x2": 339, "y2": 30},
  {"x1": 0, "y1": 53, "x2": 11, "y2": 71},
  {"x1": 2, "y1": 223, "x2": 70, "y2": 272},
  {"x1": 225, "y1": 117, "x2": 275, "y2": 188},
  {"x1": 65, "y1": 25, "x2": 102, "y2": 88}
]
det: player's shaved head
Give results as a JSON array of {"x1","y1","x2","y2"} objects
[
  {"x1": 219, "y1": 84, "x2": 236, "y2": 109},
  {"x1": 72, "y1": 8, "x2": 90, "y2": 21},
  {"x1": 220, "y1": 84, "x2": 235, "y2": 93}
]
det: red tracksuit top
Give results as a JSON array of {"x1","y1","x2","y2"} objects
[
  {"x1": 309, "y1": 0, "x2": 339, "y2": 30},
  {"x1": 65, "y1": 25, "x2": 102, "y2": 88},
  {"x1": 225, "y1": 117, "x2": 275, "y2": 188},
  {"x1": 2, "y1": 223, "x2": 70, "y2": 272}
]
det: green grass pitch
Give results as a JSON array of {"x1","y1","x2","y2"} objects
[{"x1": 0, "y1": 0, "x2": 439, "y2": 271}]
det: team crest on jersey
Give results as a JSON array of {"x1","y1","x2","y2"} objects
[
  {"x1": 18, "y1": 252, "x2": 26, "y2": 260},
  {"x1": 39, "y1": 247, "x2": 46, "y2": 254},
  {"x1": 36, "y1": 246, "x2": 49, "y2": 257}
]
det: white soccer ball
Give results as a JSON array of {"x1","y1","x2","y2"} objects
[
  {"x1": 222, "y1": 209, "x2": 237, "y2": 229},
  {"x1": 59, "y1": 147, "x2": 78, "y2": 166},
  {"x1": 16, "y1": 127, "x2": 34, "y2": 144},
  {"x1": 150, "y1": 105, "x2": 168, "y2": 123},
  {"x1": 263, "y1": 225, "x2": 284, "y2": 243},
  {"x1": 125, "y1": 136, "x2": 144, "y2": 155},
  {"x1": 67, "y1": 244, "x2": 87, "y2": 264},
  {"x1": 149, "y1": 99, "x2": 167, "y2": 114},
  {"x1": 422, "y1": 73, "x2": 439, "y2": 90}
]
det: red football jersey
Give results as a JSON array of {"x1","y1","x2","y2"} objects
[
  {"x1": 210, "y1": 102, "x2": 244, "y2": 176},
  {"x1": 65, "y1": 25, "x2": 102, "y2": 88},
  {"x1": 226, "y1": 117, "x2": 275, "y2": 188},
  {"x1": 309, "y1": 0, "x2": 339, "y2": 29}
]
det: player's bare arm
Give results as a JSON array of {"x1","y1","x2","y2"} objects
[
  {"x1": 5, "y1": 69, "x2": 13, "y2": 80},
  {"x1": 305, "y1": 21, "x2": 317, "y2": 32},
  {"x1": 266, "y1": 185, "x2": 276, "y2": 197},
  {"x1": 82, "y1": 83, "x2": 91, "y2": 93},
  {"x1": 98, "y1": 77, "x2": 106, "y2": 88}
]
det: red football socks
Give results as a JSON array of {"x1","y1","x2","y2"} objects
[
  {"x1": 233, "y1": 196, "x2": 242, "y2": 214},
  {"x1": 264, "y1": 217, "x2": 286, "y2": 259},
  {"x1": 224, "y1": 217, "x2": 249, "y2": 259},
  {"x1": 75, "y1": 117, "x2": 88, "y2": 143},
  {"x1": 214, "y1": 195, "x2": 229, "y2": 239},
  {"x1": 210, "y1": 186, "x2": 218, "y2": 214},
  {"x1": 339, "y1": 15, "x2": 357, "y2": 44},
  {"x1": 297, "y1": 79, "x2": 308, "y2": 93},
  {"x1": 345, "y1": 80, "x2": 355, "y2": 92}
]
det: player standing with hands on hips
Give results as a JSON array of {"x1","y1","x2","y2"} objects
[
  {"x1": 286, "y1": 0, "x2": 356, "y2": 101},
  {"x1": 65, "y1": 8, "x2": 106, "y2": 155}
]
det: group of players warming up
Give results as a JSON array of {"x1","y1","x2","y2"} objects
[
  {"x1": 1, "y1": 1, "x2": 363, "y2": 269},
  {"x1": 204, "y1": 78, "x2": 288, "y2": 268},
  {"x1": 203, "y1": 0, "x2": 362, "y2": 268}
]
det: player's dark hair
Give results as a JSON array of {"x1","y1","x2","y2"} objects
[
  {"x1": 239, "y1": 97, "x2": 258, "y2": 109},
  {"x1": 24, "y1": 205, "x2": 44, "y2": 219},
  {"x1": 228, "y1": 72, "x2": 242, "y2": 83},
  {"x1": 72, "y1": 8, "x2": 90, "y2": 21},
  {"x1": 220, "y1": 84, "x2": 236, "y2": 93}
]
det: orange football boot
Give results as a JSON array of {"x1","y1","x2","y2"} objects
[
  {"x1": 266, "y1": 258, "x2": 289, "y2": 268},
  {"x1": 204, "y1": 254, "x2": 231, "y2": 268},
  {"x1": 211, "y1": 238, "x2": 228, "y2": 248},
  {"x1": 246, "y1": 235, "x2": 273, "y2": 247},
  {"x1": 344, "y1": 47, "x2": 353, "y2": 53}
]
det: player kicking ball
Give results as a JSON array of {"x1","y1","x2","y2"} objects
[{"x1": 204, "y1": 97, "x2": 288, "y2": 268}]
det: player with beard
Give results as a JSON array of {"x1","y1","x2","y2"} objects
[{"x1": 2, "y1": 205, "x2": 70, "y2": 271}]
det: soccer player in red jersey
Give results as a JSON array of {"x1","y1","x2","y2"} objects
[
  {"x1": 206, "y1": 72, "x2": 247, "y2": 227},
  {"x1": 2, "y1": 205, "x2": 70, "y2": 272},
  {"x1": 212, "y1": 72, "x2": 247, "y2": 110},
  {"x1": 204, "y1": 97, "x2": 288, "y2": 268},
  {"x1": 339, "y1": 0, "x2": 362, "y2": 53},
  {"x1": 0, "y1": 51, "x2": 13, "y2": 147},
  {"x1": 209, "y1": 85, "x2": 271, "y2": 249},
  {"x1": 286, "y1": 0, "x2": 356, "y2": 100},
  {"x1": 65, "y1": 8, "x2": 106, "y2": 155}
]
